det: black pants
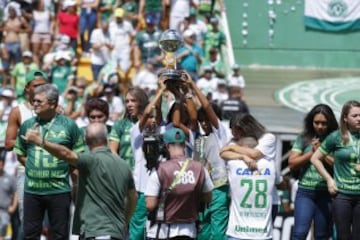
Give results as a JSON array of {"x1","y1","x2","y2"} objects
[{"x1": 24, "y1": 192, "x2": 71, "y2": 240}]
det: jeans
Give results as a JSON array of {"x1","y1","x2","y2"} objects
[
  {"x1": 91, "y1": 64, "x2": 104, "y2": 82},
  {"x1": 79, "y1": 8, "x2": 97, "y2": 52},
  {"x1": 292, "y1": 188, "x2": 332, "y2": 240},
  {"x1": 333, "y1": 192, "x2": 360, "y2": 240},
  {"x1": 3, "y1": 42, "x2": 21, "y2": 70},
  {"x1": 23, "y1": 192, "x2": 71, "y2": 240}
]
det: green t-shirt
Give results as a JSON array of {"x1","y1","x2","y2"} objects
[
  {"x1": 109, "y1": 118, "x2": 135, "y2": 170},
  {"x1": 14, "y1": 114, "x2": 84, "y2": 195},
  {"x1": 11, "y1": 63, "x2": 39, "y2": 97},
  {"x1": 72, "y1": 147, "x2": 135, "y2": 238},
  {"x1": 203, "y1": 30, "x2": 226, "y2": 59},
  {"x1": 292, "y1": 135, "x2": 328, "y2": 190},
  {"x1": 100, "y1": 0, "x2": 117, "y2": 21},
  {"x1": 51, "y1": 65, "x2": 72, "y2": 94},
  {"x1": 320, "y1": 130, "x2": 360, "y2": 195},
  {"x1": 135, "y1": 30, "x2": 162, "y2": 63},
  {"x1": 145, "y1": 0, "x2": 162, "y2": 12}
]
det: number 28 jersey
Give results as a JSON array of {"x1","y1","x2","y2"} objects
[{"x1": 226, "y1": 158, "x2": 275, "y2": 240}]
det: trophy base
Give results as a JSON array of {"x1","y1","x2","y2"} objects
[
  {"x1": 159, "y1": 69, "x2": 184, "y2": 94},
  {"x1": 159, "y1": 69, "x2": 182, "y2": 80}
]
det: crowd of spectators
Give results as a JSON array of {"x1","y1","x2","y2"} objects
[{"x1": 0, "y1": 0, "x2": 253, "y2": 239}]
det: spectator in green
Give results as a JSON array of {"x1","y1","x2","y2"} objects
[
  {"x1": 133, "y1": 15, "x2": 163, "y2": 71},
  {"x1": 62, "y1": 86, "x2": 83, "y2": 121},
  {"x1": 198, "y1": 0, "x2": 225, "y2": 16},
  {"x1": 109, "y1": 87, "x2": 148, "y2": 171},
  {"x1": 50, "y1": 51, "x2": 74, "y2": 94},
  {"x1": 98, "y1": 0, "x2": 121, "y2": 25},
  {"x1": 123, "y1": 0, "x2": 140, "y2": 28},
  {"x1": 203, "y1": 17, "x2": 226, "y2": 60},
  {"x1": 10, "y1": 51, "x2": 38, "y2": 99},
  {"x1": 138, "y1": 0, "x2": 166, "y2": 27},
  {"x1": 201, "y1": 47, "x2": 225, "y2": 79}
]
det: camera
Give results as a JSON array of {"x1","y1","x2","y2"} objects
[{"x1": 142, "y1": 128, "x2": 167, "y2": 171}]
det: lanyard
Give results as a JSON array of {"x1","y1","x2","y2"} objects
[
  {"x1": 36, "y1": 115, "x2": 57, "y2": 142},
  {"x1": 349, "y1": 133, "x2": 360, "y2": 163}
]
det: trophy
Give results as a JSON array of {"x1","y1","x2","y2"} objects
[{"x1": 158, "y1": 29, "x2": 184, "y2": 91}]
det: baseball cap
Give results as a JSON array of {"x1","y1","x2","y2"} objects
[
  {"x1": 210, "y1": 17, "x2": 219, "y2": 24},
  {"x1": 60, "y1": 35, "x2": 70, "y2": 44},
  {"x1": 232, "y1": 63, "x2": 240, "y2": 70},
  {"x1": 164, "y1": 128, "x2": 186, "y2": 144},
  {"x1": 203, "y1": 65, "x2": 213, "y2": 72},
  {"x1": 146, "y1": 15, "x2": 156, "y2": 25},
  {"x1": 114, "y1": 8, "x2": 125, "y2": 17},
  {"x1": 63, "y1": 0, "x2": 76, "y2": 9},
  {"x1": 183, "y1": 29, "x2": 194, "y2": 38},
  {"x1": 1, "y1": 88, "x2": 15, "y2": 98},
  {"x1": 55, "y1": 51, "x2": 71, "y2": 61},
  {"x1": 22, "y1": 51, "x2": 33, "y2": 58},
  {"x1": 25, "y1": 70, "x2": 48, "y2": 85}
]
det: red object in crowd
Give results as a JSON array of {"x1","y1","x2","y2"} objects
[{"x1": 58, "y1": 11, "x2": 79, "y2": 39}]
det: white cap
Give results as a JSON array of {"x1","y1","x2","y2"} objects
[
  {"x1": 55, "y1": 51, "x2": 71, "y2": 61},
  {"x1": 1, "y1": 88, "x2": 15, "y2": 98},
  {"x1": 60, "y1": 35, "x2": 70, "y2": 44},
  {"x1": 22, "y1": 51, "x2": 33, "y2": 57},
  {"x1": 183, "y1": 29, "x2": 194, "y2": 38},
  {"x1": 232, "y1": 63, "x2": 240, "y2": 70},
  {"x1": 63, "y1": 0, "x2": 76, "y2": 9}
]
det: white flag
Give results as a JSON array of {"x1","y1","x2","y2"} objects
[{"x1": 304, "y1": 0, "x2": 360, "y2": 31}]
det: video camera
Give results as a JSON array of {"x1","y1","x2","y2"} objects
[{"x1": 142, "y1": 128, "x2": 168, "y2": 171}]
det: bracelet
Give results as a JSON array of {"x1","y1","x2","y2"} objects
[{"x1": 185, "y1": 92, "x2": 193, "y2": 99}]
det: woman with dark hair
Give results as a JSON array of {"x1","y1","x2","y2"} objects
[
  {"x1": 311, "y1": 100, "x2": 360, "y2": 240},
  {"x1": 109, "y1": 86, "x2": 148, "y2": 169},
  {"x1": 289, "y1": 104, "x2": 338, "y2": 240},
  {"x1": 220, "y1": 113, "x2": 279, "y2": 240},
  {"x1": 182, "y1": 72, "x2": 230, "y2": 240}
]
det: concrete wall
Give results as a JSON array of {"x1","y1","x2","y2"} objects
[{"x1": 224, "y1": 0, "x2": 360, "y2": 68}]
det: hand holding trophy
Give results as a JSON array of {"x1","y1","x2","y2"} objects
[{"x1": 158, "y1": 29, "x2": 184, "y2": 95}]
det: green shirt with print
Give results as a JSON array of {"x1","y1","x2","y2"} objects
[
  {"x1": 14, "y1": 114, "x2": 84, "y2": 195},
  {"x1": 109, "y1": 118, "x2": 135, "y2": 170},
  {"x1": 320, "y1": 130, "x2": 360, "y2": 195},
  {"x1": 145, "y1": 0, "x2": 162, "y2": 12},
  {"x1": 292, "y1": 135, "x2": 328, "y2": 190},
  {"x1": 100, "y1": 0, "x2": 117, "y2": 21},
  {"x1": 135, "y1": 29, "x2": 162, "y2": 64},
  {"x1": 72, "y1": 147, "x2": 135, "y2": 238},
  {"x1": 51, "y1": 65, "x2": 72, "y2": 94}
]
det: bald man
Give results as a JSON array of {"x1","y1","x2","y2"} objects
[{"x1": 22, "y1": 123, "x2": 137, "y2": 240}]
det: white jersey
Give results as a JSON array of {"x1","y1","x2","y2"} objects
[{"x1": 226, "y1": 158, "x2": 275, "y2": 239}]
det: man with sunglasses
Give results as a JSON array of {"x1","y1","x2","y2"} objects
[
  {"x1": 4, "y1": 70, "x2": 48, "y2": 239},
  {"x1": 14, "y1": 84, "x2": 84, "y2": 239}
]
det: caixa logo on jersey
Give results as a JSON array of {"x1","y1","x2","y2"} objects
[{"x1": 236, "y1": 168, "x2": 271, "y2": 176}]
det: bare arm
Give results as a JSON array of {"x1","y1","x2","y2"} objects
[
  {"x1": 17, "y1": 155, "x2": 26, "y2": 166},
  {"x1": 125, "y1": 189, "x2": 137, "y2": 224},
  {"x1": 5, "y1": 107, "x2": 21, "y2": 150},
  {"x1": 146, "y1": 196, "x2": 158, "y2": 212},
  {"x1": 186, "y1": 73, "x2": 219, "y2": 129},
  {"x1": 8, "y1": 191, "x2": 18, "y2": 215},
  {"x1": 288, "y1": 151, "x2": 313, "y2": 171},
  {"x1": 310, "y1": 149, "x2": 337, "y2": 195},
  {"x1": 139, "y1": 78, "x2": 166, "y2": 131},
  {"x1": 220, "y1": 144, "x2": 263, "y2": 160},
  {"x1": 109, "y1": 141, "x2": 120, "y2": 155}
]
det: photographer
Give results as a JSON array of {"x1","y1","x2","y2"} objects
[
  {"x1": 145, "y1": 127, "x2": 213, "y2": 239},
  {"x1": 129, "y1": 76, "x2": 166, "y2": 239}
]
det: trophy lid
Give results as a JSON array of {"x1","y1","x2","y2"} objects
[{"x1": 159, "y1": 29, "x2": 183, "y2": 53}]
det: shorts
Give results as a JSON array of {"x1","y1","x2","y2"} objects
[
  {"x1": 31, "y1": 33, "x2": 52, "y2": 44},
  {"x1": 0, "y1": 209, "x2": 10, "y2": 237}
]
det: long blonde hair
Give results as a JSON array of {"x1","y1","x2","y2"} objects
[{"x1": 340, "y1": 100, "x2": 360, "y2": 145}]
